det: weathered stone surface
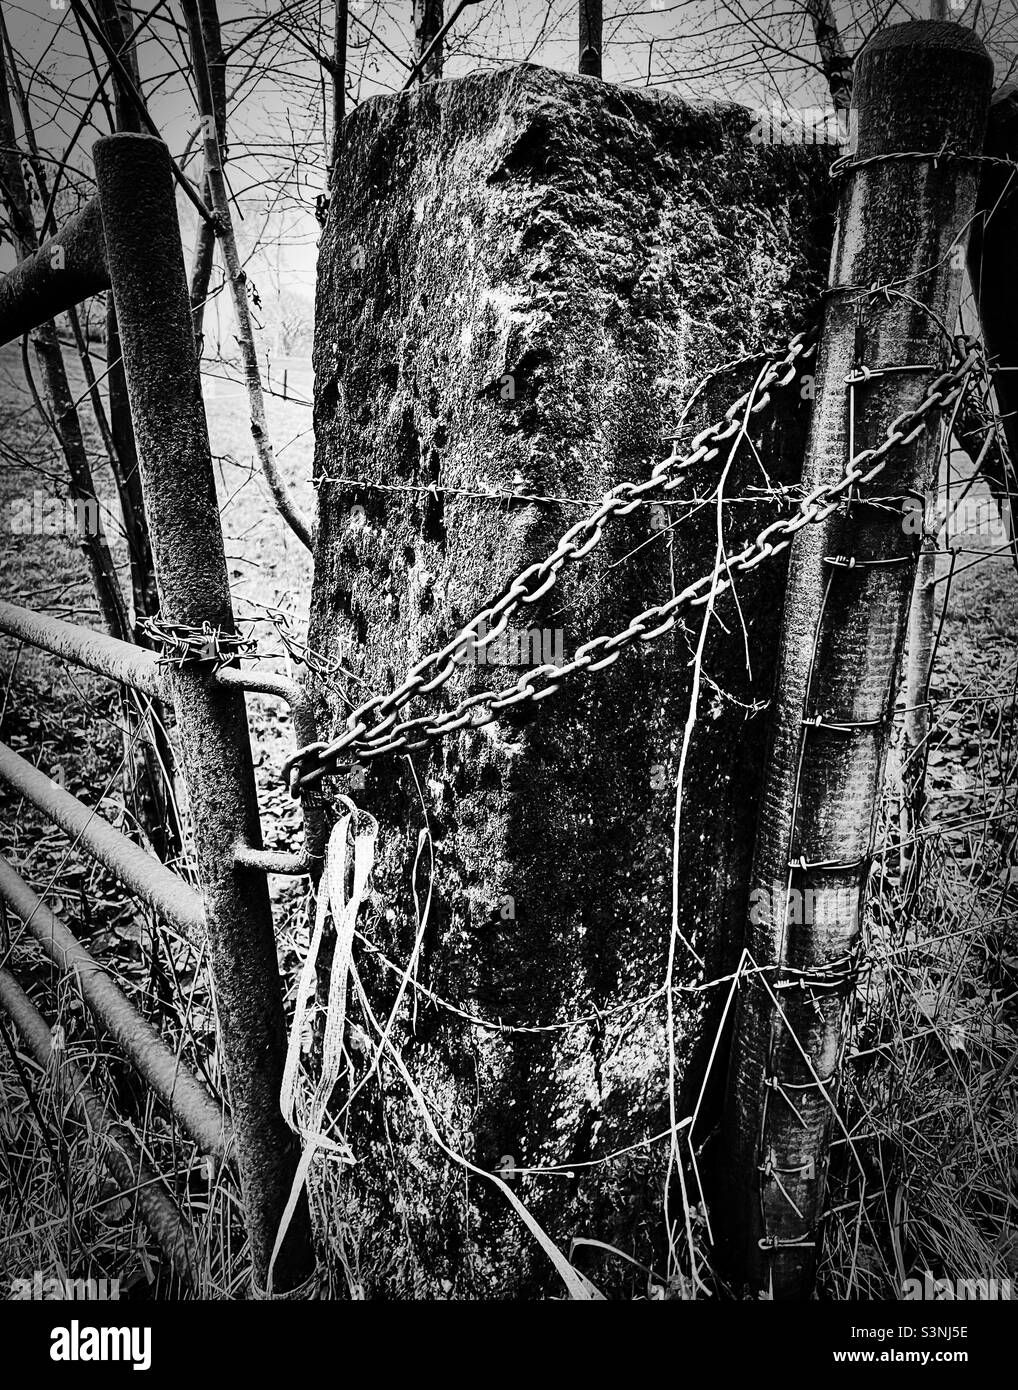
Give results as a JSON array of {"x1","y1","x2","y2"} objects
[{"x1": 308, "y1": 63, "x2": 832, "y2": 1298}]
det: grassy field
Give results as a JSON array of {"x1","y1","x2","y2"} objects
[
  {"x1": 0, "y1": 339, "x2": 319, "y2": 1297},
  {"x1": 1, "y1": 331, "x2": 1016, "y2": 1299}
]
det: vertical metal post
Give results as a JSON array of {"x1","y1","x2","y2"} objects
[
  {"x1": 968, "y1": 84, "x2": 1018, "y2": 527},
  {"x1": 718, "y1": 21, "x2": 991, "y2": 1298},
  {"x1": 92, "y1": 132, "x2": 313, "y2": 1294}
]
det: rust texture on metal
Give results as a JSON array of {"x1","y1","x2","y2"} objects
[
  {"x1": 0, "y1": 965, "x2": 196, "y2": 1279},
  {"x1": 0, "y1": 601, "x2": 326, "y2": 877},
  {"x1": 718, "y1": 20, "x2": 992, "y2": 1297},
  {"x1": 0, "y1": 599, "x2": 170, "y2": 701},
  {"x1": 92, "y1": 131, "x2": 313, "y2": 1293},
  {"x1": 0, "y1": 856, "x2": 229, "y2": 1159},
  {"x1": 212, "y1": 669, "x2": 327, "y2": 880},
  {"x1": 0, "y1": 740, "x2": 205, "y2": 933},
  {"x1": 0, "y1": 196, "x2": 110, "y2": 346},
  {"x1": 968, "y1": 82, "x2": 1018, "y2": 506}
]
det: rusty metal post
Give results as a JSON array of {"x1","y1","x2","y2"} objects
[
  {"x1": 0, "y1": 198, "x2": 109, "y2": 346},
  {"x1": 0, "y1": 599, "x2": 168, "y2": 700},
  {"x1": 92, "y1": 132, "x2": 313, "y2": 1294},
  {"x1": 718, "y1": 21, "x2": 991, "y2": 1298},
  {"x1": 0, "y1": 740, "x2": 205, "y2": 933},
  {"x1": 968, "y1": 83, "x2": 1018, "y2": 535}
]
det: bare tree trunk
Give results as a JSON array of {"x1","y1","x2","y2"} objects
[
  {"x1": 93, "y1": 131, "x2": 314, "y2": 1289},
  {"x1": 95, "y1": 0, "x2": 143, "y2": 132},
  {"x1": 579, "y1": 0, "x2": 603, "y2": 77},
  {"x1": 181, "y1": 0, "x2": 314, "y2": 553},
  {"x1": 412, "y1": 0, "x2": 444, "y2": 80},
  {"x1": 92, "y1": 0, "x2": 181, "y2": 861},
  {"x1": 329, "y1": 0, "x2": 347, "y2": 182},
  {"x1": 94, "y1": 0, "x2": 160, "y2": 625},
  {"x1": 719, "y1": 21, "x2": 991, "y2": 1299},
  {"x1": 0, "y1": 46, "x2": 130, "y2": 643},
  {"x1": 804, "y1": 0, "x2": 853, "y2": 112},
  {"x1": 188, "y1": 0, "x2": 227, "y2": 349}
]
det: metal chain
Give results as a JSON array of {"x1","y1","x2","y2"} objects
[
  {"x1": 285, "y1": 334, "x2": 812, "y2": 786},
  {"x1": 282, "y1": 333, "x2": 811, "y2": 787},
  {"x1": 285, "y1": 337, "x2": 977, "y2": 789}
]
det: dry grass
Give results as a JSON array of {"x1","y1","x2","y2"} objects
[
  {"x1": 819, "y1": 463, "x2": 1018, "y2": 1299},
  {"x1": 0, "y1": 339, "x2": 316, "y2": 1299},
  {"x1": 1, "y1": 338, "x2": 1016, "y2": 1301}
]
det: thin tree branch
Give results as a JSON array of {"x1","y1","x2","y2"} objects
[{"x1": 181, "y1": 0, "x2": 314, "y2": 554}]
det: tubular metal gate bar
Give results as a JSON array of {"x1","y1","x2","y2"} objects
[{"x1": 0, "y1": 133, "x2": 319, "y2": 1293}]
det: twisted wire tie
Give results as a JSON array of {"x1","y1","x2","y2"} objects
[
  {"x1": 829, "y1": 147, "x2": 1018, "y2": 180},
  {"x1": 790, "y1": 854, "x2": 869, "y2": 872}
]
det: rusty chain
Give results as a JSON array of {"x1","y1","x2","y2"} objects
[{"x1": 284, "y1": 335, "x2": 978, "y2": 790}]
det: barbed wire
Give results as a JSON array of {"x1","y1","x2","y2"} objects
[
  {"x1": 139, "y1": 617, "x2": 257, "y2": 670},
  {"x1": 829, "y1": 147, "x2": 1018, "y2": 180},
  {"x1": 284, "y1": 335, "x2": 980, "y2": 789},
  {"x1": 314, "y1": 476, "x2": 798, "y2": 510},
  {"x1": 283, "y1": 333, "x2": 814, "y2": 786},
  {"x1": 354, "y1": 931, "x2": 809, "y2": 1037}
]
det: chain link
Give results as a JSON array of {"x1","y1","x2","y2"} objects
[{"x1": 285, "y1": 336, "x2": 977, "y2": 789}]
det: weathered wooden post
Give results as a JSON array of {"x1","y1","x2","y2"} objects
[
  {"x1": 92, "y1": 133, "x2": 314, "y2": 1295},
  {"x1": 719, "y1": 21, "x2": 992, "y2": 1297}
]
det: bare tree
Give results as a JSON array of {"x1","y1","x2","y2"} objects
[
  {"x1": 182, "y1": 0, "x2": 314, "y2": 553},
  {"x1": 579, "y1": 0, "x2": 602, "y2": 76},
  {"x1": 412, "y1": 0, "x2": 444, "y2": 79}
]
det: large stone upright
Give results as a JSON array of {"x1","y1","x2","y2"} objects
[{"x1": 308, "y1": 65, "x2": 832, "y2": 1297}]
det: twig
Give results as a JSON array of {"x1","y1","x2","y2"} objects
[{"x1": 180, "y1": 0, "x2": 314, "y2": 553}]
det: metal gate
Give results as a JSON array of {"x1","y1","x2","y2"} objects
[{"x1": 0, "y1": 132, "x2": 317, "y2": 1294}]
